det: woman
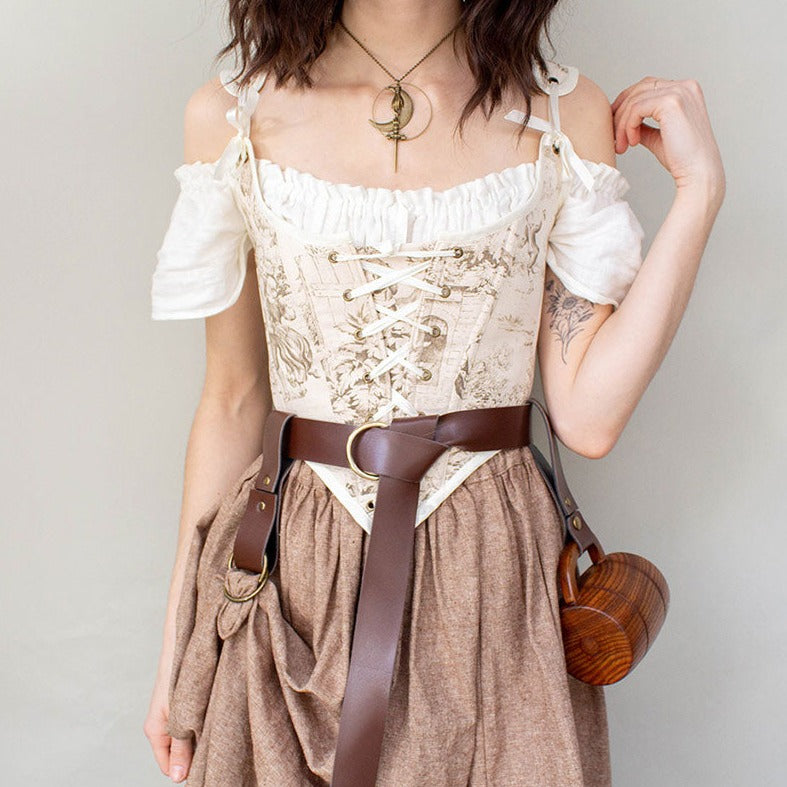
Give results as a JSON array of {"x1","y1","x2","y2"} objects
[{"x1": 143, "y1": 1, "x2": 725, "y2": 784}]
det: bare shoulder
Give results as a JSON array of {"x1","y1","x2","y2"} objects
[
  {"x1": 182, "y1": 76, "x2": 237, "y2": 165},
  {"x1": 558, "y1": 71, "x2": 617, "y2": 168}
]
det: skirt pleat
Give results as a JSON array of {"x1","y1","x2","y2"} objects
[{"x1": 167, "y1": 445, "x2": 611, "y2": 786}]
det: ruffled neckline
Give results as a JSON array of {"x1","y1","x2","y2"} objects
[
  {"x1": 250, "y1": 147, "x2": 551, "y2": 250},
  {"x1": 174, "y1": 133, "x2": 632, "y2": 250},
  {"x1": 254, "y1": 154, "x2": 537, "y2": 199}
]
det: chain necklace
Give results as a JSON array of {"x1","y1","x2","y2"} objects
[{"x1": 338, "y1": 17, "x2": 462, "y2": 172}]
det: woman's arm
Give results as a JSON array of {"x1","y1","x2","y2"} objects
[
  {"x1": 537, "y1": 75, "x2": 726, "y2": 457},
  {"x1": 154, "y1": 248, "x2": 272, "y2": 693},
  {"x1": 145, "y1": 248, "x2": 272, "y2": 782},
  {"x1": 145, "y1": 79, "x2": 272, "y2": 784}
]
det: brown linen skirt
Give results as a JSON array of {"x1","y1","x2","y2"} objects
[{"x1": 167, "y1": 444, "x2": 611, "y2": 786}]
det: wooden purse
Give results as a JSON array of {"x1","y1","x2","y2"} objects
[{"x1": 526, "y1": 398, "x2": 670, "y2": 685}]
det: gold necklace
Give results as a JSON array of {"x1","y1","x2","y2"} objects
[{"x1": 338, "y1": 17, "x2": 462, "y2": 172}]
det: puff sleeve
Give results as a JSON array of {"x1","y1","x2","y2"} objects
[
  {"x1": 546, "y1": 162, "x2": 646, "y2": 309},
  {"x1": 151, "y1": 160, "x2": 251, "y2": 320}
]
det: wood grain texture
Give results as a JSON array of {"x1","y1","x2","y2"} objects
[{"x1": 559, "y1": 550, "x2": 670, "y2": 685}]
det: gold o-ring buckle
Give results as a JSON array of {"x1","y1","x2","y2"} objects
[
  {"x1": 345, "y1": 421, "x2": 387, "y2": 481},
  {"x1": 223, "y1": 551, "x2": 268, "y2": 603}
]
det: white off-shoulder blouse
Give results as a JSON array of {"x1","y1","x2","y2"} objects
[{"x1": 151, "y1": 64, "x2": 645, "y2": 321}]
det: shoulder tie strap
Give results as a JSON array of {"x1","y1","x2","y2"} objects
[
  {"x1": 503, "y1": 61, "x2": 596, "y2": 192},
  {"x1": 216, "y1": 69, "x2": 269, "y2": 199},
  {"x1": 219, "y1": 68, "x2": 268, "y2": 138},
  {"x1": 544, "y1": 75, "x2": 596, "y2": 192}
]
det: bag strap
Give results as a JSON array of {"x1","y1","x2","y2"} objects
[{"x1": 526, "y1": 397, "x2": 602, "y2": 555}]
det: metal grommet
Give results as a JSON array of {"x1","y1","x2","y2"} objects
[
  {"x1": 343, "y1": 289, "x2": 354, "y2": 301},
  {"x1": 362, "y1": 371, "x2": 373, "y2": 383},
  {"x1": 420, "y1": 368, "x2": 432, "y2": 381},
  {"x1": 224, "y1": 552, "x2": 269, "y2": 603},
  {"x1": 430, "y1": 325, "x2": 441, "y2": 337},
  {"x1": 453, "y1": 246, "x2": 464, "y2": 258},
  {"x1": 346, "y1": 421, "x2": 387, "y2": 481},
  {"x1": 366, "y1": 499, "x2": 375, "y2": 510},
  {"x1": 354, "y1": 328, "x2": 365, "y2": 340},
  {"x1": 571, "y1": 514, "x2": 582, "y2": 530},
  {"x1": 439, "y1": 285, "x2": 451, "y2": 298},
  {"x1": 328, "y1": 250, "x2": 340, "y2": 263}
]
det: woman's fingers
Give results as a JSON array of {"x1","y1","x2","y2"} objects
[
  {"x1": 609, "y1": 75, "x2": 724, "y2": 197},
  {"x1": 143, "y1": 723, "x2": 173, "y2": 776},
  {"x1": 169, "y1": 736, "x2": 194, "y2": 783},
  {"x1": 610, "y1": 75, "x2": 662, "y2": 114},
  {"x1": 612, "y1": 79, "x2": 671, "y2": 152},
  {"x1": 144, "y1": 680, "x2": 193, "y2": 782},
  {"x1": 616, "y1": 88, "x2": 672, "y2": 154}
]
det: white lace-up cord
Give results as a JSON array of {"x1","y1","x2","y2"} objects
[
  {"x1": 331, "y1": 247, "x2": 461, "y2": 420},
  {"x1": 341, "y1": 258, "x2": 446, "y2": 299}
]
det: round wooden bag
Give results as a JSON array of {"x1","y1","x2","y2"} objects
[{"x1": 558, "y1": 541, "x2": 670, "y2": 685}]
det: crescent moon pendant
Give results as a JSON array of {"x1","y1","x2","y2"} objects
[
  {"x1": 370, "y1": 86, "x2": 413, "y2": 134},
  {"x1": 369, "y1": 81, "x2": 432, "y2": 171},
  {"x1": 369, "y1": 82, "x2": 431, "y2": 140}
]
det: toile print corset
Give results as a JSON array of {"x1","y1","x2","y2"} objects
[
  {"x1": 228, "y1": 135, "x2": 566, "y2": 532},
  {"x1": 151, "y1": 59, "x2": 647, "y2": 533}
]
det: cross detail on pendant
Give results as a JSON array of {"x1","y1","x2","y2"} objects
[
  {"x1": 369, "y1": 81, "x2": 413, "y2": 173},
  {"x1": 387, "y1": 125, "x2": 406, "y2": 173}
]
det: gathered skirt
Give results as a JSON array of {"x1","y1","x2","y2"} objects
[{"x1": 167, "y1": 444, "x2": 611, "y2": 786}]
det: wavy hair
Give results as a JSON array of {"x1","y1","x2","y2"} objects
[{"x1": 215, "y1": 1, "x2": 561, "y2": 141}]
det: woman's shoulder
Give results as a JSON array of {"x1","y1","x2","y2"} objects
[{"x1": 182, "y1": 76, "x2": 239, "y2": 165}]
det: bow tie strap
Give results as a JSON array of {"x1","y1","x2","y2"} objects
[
  {"x1": 502, "y1": 109, "x2": 596, "y2": 193},
  {"x1": 552, "y1": 130, "x2": 597, "y2": 192}
]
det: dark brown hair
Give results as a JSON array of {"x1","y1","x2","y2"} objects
[{"x1": 215, "y1": 1, "x2": 561, "y2": 141}]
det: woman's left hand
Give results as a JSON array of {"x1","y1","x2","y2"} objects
[{"x1": 610, "y1": 76, "x2": 725, "y2": 206}]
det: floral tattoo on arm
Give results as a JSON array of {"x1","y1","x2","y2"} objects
[{"x1": 544, "y1": 275, "x2": 595, "y2": 364}]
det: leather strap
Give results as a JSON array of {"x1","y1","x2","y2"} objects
[
  {"x1": 232, "y1": 411, "x2": 296, "y2": 575},
  {"x1": 230, "y1": 402, "x2": 535, "y2": 785},
  {"x1": 331, "y1": 415, "x2": 440, "y2": 786},
  {"x1": 527, "y1": 398, "x2": 602, "y2": 555}
]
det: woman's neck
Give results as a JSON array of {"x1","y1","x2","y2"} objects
[{"x1": 330, "y1": 0, "x2": 466, "y2": 82}]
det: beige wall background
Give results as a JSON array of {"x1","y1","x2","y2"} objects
[{"x1": 1, "y1": 1, "x2": 784, "y2": 784}]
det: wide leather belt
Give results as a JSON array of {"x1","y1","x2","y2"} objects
[{"x1": 227, "y1": 402, "x2": 533, "y2": 786}]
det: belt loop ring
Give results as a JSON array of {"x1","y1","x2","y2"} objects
[
  {"x1": 345, "y1": 421, "x2": 387, "y2": 481},
  {"x1": 224, "y1": 551, "x2": 269, "y2": 603}
]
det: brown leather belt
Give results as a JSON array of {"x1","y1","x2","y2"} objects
[{"x1": 227, "y1": 402, "x2": 534, "y2": 786}]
